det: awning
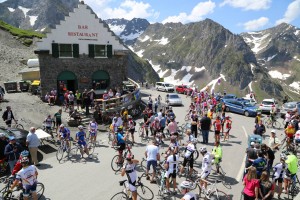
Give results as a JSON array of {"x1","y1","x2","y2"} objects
[
  {"x1": 92, "y1": 70, "x2": 109, "y2": 80},
  {"x1": 31, "y1": 80, "x2": 40, "y2": 86}
]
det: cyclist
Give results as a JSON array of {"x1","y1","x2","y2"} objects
[
  {"x1": 272, "y1": 154, "x2": 287, "y2": 199},
  {"x1": 198, "y1": 147, "x2": 213, "y2": 191},
  {"x1": 121, "y1": 154, "x2": 139, "y2": 200},
  {"x1": 58, "y1": 124, "x2": 71, "y2": 150},
  {"x1": 284, "y1": 123, "x2": 296, "y2": 149},
  {"x1": 269, "y1": 104, "x2": 276, "y2": 122},
  {"x1": 116, "y1": 126, "x2": 127, "y2": 163},
  {"x1": 179, "y1": 180, "x2": 197, "y2": 200},
  {"x1": 127, "y1": 115, "x2": 135, "y2": 143},
  {"x1": 54, "y1": 109, "x2": 62, "y2": 135},
  {"x1": 179, "y1": 139, "x2": 195, "y2": 177},
  {"x1": 211, "y1": 141, "x2": 222, "y2": 173},
  {"x1": 43, "y1": 115, "x2": 53, "y2": 138},
  {"x1": 88, "y1": 119, "x2": 98, "y2": 144},
  {"x1": 9, "y1": 157, "x2": 38, "y2": 200},
  {"x1": 76, "y1": 125, "x2": 91, "y2": 159},
  {"x1": 282, "y1": 151, "x2": 298, "y2": 194},
  {"x1": 249, "y1": 150, "x2": 267, "y2": 179},
  {"x1": 164, "y1": 147, "x2": 179, "y2": 194},
  {"x1": 212, "y1": 116, "x2": 222, "y2": 143},
  {"x1": 223, "y1": 116, "x2": 232, "y2": 142},
  {"x1": 11, "y1": 150, "x2": 30, "y2": 176}
]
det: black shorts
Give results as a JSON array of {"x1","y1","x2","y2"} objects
[
  {"x1": 273, "y1": 177, "x2": 283, "y2": 183},
  {"x1": 118, "y1": 143, "x2": 126, "y2": 152},
  {"x1": 167, "y1": 172, "x2": 177, "y2": 179},
  {"x1": 56, "y1": 120, "x2": 62, "y2": 126},
  {"x1": 69, "y1": 101, "x2": 74, "y2": 106},
  {"x1": 76, "y1": 100, "x2": 82, "y2": 104},
  {"x1": 5, "y1": 120, "x2": 12, "y2": 126},
  {"x1": 129, "y1": 129, "x2": 135, "y2": 134},
  {"x1": 182, "y1": 157, "x2": 194, "y2": 168},
  {"x1": 215, "y1": 130, "x2": 220, "y2": 135}
]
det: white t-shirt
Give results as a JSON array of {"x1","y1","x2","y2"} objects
[
  {"x1": 185, "y1": 143, "x2": 195, "y2": 158},
  {"x1": 68, "y1": 94, "x2": 74, "y2": 102},
  {"x1": 44, "y1": 117, "x2": 52, "y2": 127},
  {"x1": 268, "y1": 136, "x2": 280, "y2": 148},
  {"x1": 16, "y1": 165, "x2": 37, "y2": 188},
  {"x1": 183, "y1": 192, "x2": 197, "y2": 200},
  {"x1": 285, "y1": 113, "x2": 291, "y2": 123},
  {"x1": 273, "y1": 162, "x2": 287, "y2": 179},
  {"x1": 202, "y1": 152, "x2": 212, "y2": 172},
  {"x1": 116, "y1": 117, "x2": 123, "y2": 127},
  {"x1": 166, "y1": 154, "x2": 179, "y2": 173},
  {"x1": 146, "y1": 145, "x2": 159, "y2": 161},
  {"x1": 157, "y1": 112, "x2": 162, "y2": 120}
]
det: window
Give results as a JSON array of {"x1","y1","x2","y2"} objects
[
  {"x1": 59, "y1": 44, "x2": 73, "y2": 57},
  {"x1": 95, "y1": 45, "x2": 106, "y2": 57},
  {"x1": 52, "y1": 43, "x2": 79, "y2": 58}
]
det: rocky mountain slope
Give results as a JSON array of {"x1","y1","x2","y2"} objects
[
  {"x1": 0, "y1": 0, "x2": 78, "y2": 31},
  {"x1": 130, "y1": 19, "x2": 283, "y2": 98},
  {"x1": 241, "y1": 23, "x2": 300, "y2": 96}
]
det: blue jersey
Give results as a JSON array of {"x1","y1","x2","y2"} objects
[
  {"x1": 252, "y1": 157, "x2": 267, "y2": 176},
  {"x1": 76, "y1": 131, "x2": 85, "y2": 142},
  {"x1": 117, "y1": 133, "x2": 125, "y2": 144},
  {"x1": 60, "y1": 128, "x2": 70, "y2": 139}
]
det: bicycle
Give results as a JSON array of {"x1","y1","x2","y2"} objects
[
  {"x1": 111, "y1": 142, "x2": 132, "y2": 172},
  {"x1": 138, "y1": 122, "x2": 150, "y2": 143},
  {"x1": 263, "y1": 116, "x2": 281, "y2": 129},
  {"x1": 0, "y1": 176, "x2": 44, "y2": 200},
  {"x1": 10, "y1": 120, "x2": 24, "y2": 129},
  {"x1": 56, "y1": 139, "x2": 72, "y2": 162},
  {"x1": 111, "y1": 173, "x2": 154, "y2": 200},
  {"x1": 288, "y1": 174, "x2": 300, "y2": 199},
  {"x1": 197, "y1": 178, "x2": 230, "y2": 200},
  {"x1": 211, "y1": 161, "x2": 231, "y2": 189}
]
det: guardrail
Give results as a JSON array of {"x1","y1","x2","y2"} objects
[{"x1": 94, "y1": 78, "x2": 141, "y2": 112}]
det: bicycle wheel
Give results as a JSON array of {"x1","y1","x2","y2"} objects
[
  {"x1": 2, "y1": 190, "x2": 13, "y2": 200},
  {"x1": 273, "y1": 121, "x2": 281, "y2": 129},
  {"x1": 111, "y1": 155, "x2": 123, "y2": 172},
  {"x1": 16, "y1": 124, "x2": 24, "y2": 129},
  {"x1": 190, "y1": 182, "x2": 201, "y2": 196},
  {"x1": 194, "y1": 150, "x2": 199, "y2": 160},
  {"x1": 56, "y1": 146, "x2": 64, "y2": 161},
  {"x1": 137, "y1": 185, "x2": 154, "y2": 200},
  {"x1": 36, "y1": 182, "x2": 45, "y2": 200},
  {"x1": 264, "y1": 119, "x2": 271, "y2": 128},
  {"x1": 68, "y1": 146, "x2": 79, "y2": 158},
  {"x1": 110, "y1": 192, "x2": 129, "y2": 200},
  {"x1": 87, "y1": 141, "x2": 95, "y2": 154},
  {"x1": 219, "y1": 167, "x2": 231, "y2": 189},
  {"x1": 209, "y1": 190, "x2": 230, "y2": 200}
]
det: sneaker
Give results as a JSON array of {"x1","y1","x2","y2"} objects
[
  {"x1": 282, "y1": 190, "x2": 287, "y2": 194},
  {"x1": 150, "y1": 180, "x2": 156, "y2": 184}
]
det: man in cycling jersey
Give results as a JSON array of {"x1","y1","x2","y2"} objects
[
  {"x1": 76, "y1": 125, "x2": 91, "y2": 159},
  {"x1": 211, "y1": 141, "x2": 223, "y2": 173},
  {"x1": 283, "y1": 151, "x2": 298, "y2": 194},
  {"x1": 9, "y1": 157, "x2": 38, "y2": 200},
  {"x1": 199, "y1": 147, "x2": 212, "y2": 190},
  {"x1": 273, "y1": 154, "x2": 287, "y2": 199},
  {"x1": 179, "y1": 180, "x2": 197, "y2": 200},
  {"x1": 121, "y1": 154, "x2": 139, "y2": 200},
  {"x1": 44, "y1": 115, "x2": 53, "y2": 138},
  {"x1": 213, "y1": 116, "x2": 222, "y2": 143},
  {"x1": 11, "y1": 150, "x2": 30, "y2": 176},
  {"x1": 164, "y1": 147, "x2": 179, "y2": 194},
  {"x1": 58, "y1": 124, "x2": 70, "y2": 149},
  {"x1": 179, "y1": 139, "x2": 195, "y2": 177},
  {"x1": 116, "y1": 126, "x2": 127, "y2": 163},
  {"x1": 88, "y1": 119, "x2": 98, "y2": 144}
]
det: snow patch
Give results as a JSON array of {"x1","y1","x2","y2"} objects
[
  {"x1": 224, "y1": 45, "x2": 227, "y2": 48},
  {"x1": 163, "y1": 70, "x2": 193, "y2": 85},
  {"x1": 202, "y1": 74, "x2": 226, "y2": 93},
  {"x1": 162, "y1": 53, "x2": 166, "y2": 55},
  {"x1": 181, "y1": 66, "x2": 192, "y2": 72},
  {"x1": 108, "y1": 24, "x2": 126, "y2": 35},
  {"x1": 154, "y1": 37, "x2": 169, "y2": 45},
  {"x1": 40, "y1": 27, "x2": 46, "y2": 32},
  {"x1": 294, "y1": 56, "x2": 300, "y2": 62},
  {"x1": 148, "y1": 60, "x2": 161, "y2": 72},
  {"x1": 121, "y1": 31, "x2": 143, "y2": 41},
  {"x1": 248, "y1": 81, "x2": 253, "y2": 92},
  {"x1": 267, "y1": 54, "x2": 277, "y2": 62},
  {"x1": 18, "y1": 6, "x2": 30, "y2": 17},
  {"x1": 268, "y1": 70, "x2": 291, "y2": 80},
  {"x1": 295, "y1": 30, "x2": 300, "y2": 36},
  {"x1": 7, "y1": 7, "x2": 15, "y2": 12},
  {"x1": 244, "y1": 33, "x2": 270, "y2": 54},
  {"x1": 139, "y1": 35, "x2": 150, "y2": 42},
  {"x1": 136, "y1": 49, "x2": 144, "y2": 57},
  {"x1": 158, "y1": 69, "x2": 169, "y2": 77},
  {"x1": 289, "y1": 82, "x2": 300, "y2": 93},
  {"x1": 250, "y1": 63, "x2": 255, "y2": 75},
  {"x1": 29, "y1": 16, "x2": 38, "y2": 26},
  {"x1": 195, "y1": 66, "x2": 206, "y2": 72}
]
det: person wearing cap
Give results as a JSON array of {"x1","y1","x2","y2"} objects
[
  {"x1": 199, "y1": 147, "x2": 213, "y2": 191},
  {"x1": 67, "y1": 91, "x2": 75, "y2": 110},
  {"x1": 58, "y1": 124, "x2": 71, "y2": 150},
  {"x1": 5, "y1": 136, "x2": 23, "y2": 172},
  {"x1": 179, "y1": 180, "x2": 197, "y2": 200},
  {"x1": 76, "y1": 125, "x2": 91, "y2": 159},
  {"x1": 254, "y1": 112, "x2": 262, "y2": 125},
  {"x1": 26, "y1": 127, "x2": 40, "y2": 166},
  {"x1": 88, "y1": 119, "x2": 98, "y2": 144},
  {"x1": 121, "y1": 108, "x2": 128, "y2": 129},
  {"x1": 268, "y1": 130, "x2": 280, "y2": 151},
  {"x1": 0, "y1": 133, "x2": 8, "y2": 160},
  {"x1": 121, "y1": 154, "x2": 139, "y2": 200},
  {"x1": 248, "y1": 150, "x2": 267, "y2": 179},
  {"x1": 213, "y1": 116, "x2": 222, "y2": 143},
  {"x1": 43, "y1": 115, "x2": 54, "y2": 138},
  {"x1": 284, "y1": 123, "x2": 295, "y2": 149},
  {"x1": 164, "y1": 147, "x2": 179, "y2": 194},
  {"x1": 212, "y1": 141, "x2": 223, "y2": 173}
]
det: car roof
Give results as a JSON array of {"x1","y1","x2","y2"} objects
[
  {"x1": 262, "y1": 99, "x2": 275, "y2": 102},
  {"x1": 169, "y1": 93, "x2": 179, "y2": 95}
]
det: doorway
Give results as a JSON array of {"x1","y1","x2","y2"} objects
[{"x1": 57, "y1": 71, "x2": 77, "y2": 94}]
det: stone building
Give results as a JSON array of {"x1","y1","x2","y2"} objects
[{"x1": 34, "y1": 1, "x2": 128, "y2": 96}]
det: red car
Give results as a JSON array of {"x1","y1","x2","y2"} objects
[{"x1": 175, "y1": 85, "x2": 193, "y2": 94}]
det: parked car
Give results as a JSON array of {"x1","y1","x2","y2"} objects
[
  {"x1": 167, "y1": 93, "x2": 182, "y2": 106},
  {"x1": 0, "y1": 126, "x2": 27, "y2": 148},
  {"x1": 175, "y1": 85, "x2": 193, "y2": 94},
  {"x1": 258, "y1": 98, "x2": 279, "y2": 113},
  {"x1": 237, "y1": 97, "x2": 257, "y2": 106},
  {"x1": 280, "y1": 101, "x2": 300, "y2": 117},
  {"x1": 221, "y1": 94, "x2": 237, "y2": 102},
  {"x1": 155, "y1": 82, "x2": 174, "y2": 92},
  {"x1": 223, "y1": 99, "x2": 258, "y2": 117},
  {"x1": 122, "y1": 81, "x2": 135, "y2": 92}
]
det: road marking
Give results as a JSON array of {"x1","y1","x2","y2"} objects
[{"x1": 236, "y1": 126, "x2": 248, "y2": 181}]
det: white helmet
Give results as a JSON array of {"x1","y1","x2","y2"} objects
[
  {"x1": 60, "y1": 124, "x2": 65, "y2": 128},
  {"x1": 200, "y1": 147, "x2": 207, "y2": 153},
  {"x1": 180, "y1": 181, "x2": 192, "y2": 189}
]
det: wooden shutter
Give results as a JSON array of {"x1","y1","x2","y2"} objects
[
  {"x1": 107, "y1": 45, "x2": 112, "y2": 58},
  {"x1": 73, "y1": 44, "x2": 79, "y2": 58},
  {"x1": 88, "y1": 44, "x2": 95, "y2": 58},
  {"x1": 52, "y1": 43, "x2": 59, "y2": 58}
]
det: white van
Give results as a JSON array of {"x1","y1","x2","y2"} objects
[{"x1": 155, "y1": 82, "x2": 174, "y2": 92}]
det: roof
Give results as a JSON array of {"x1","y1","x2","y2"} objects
[{"x1": 18, "y1": 67, "x2": 40, "y2": 74}]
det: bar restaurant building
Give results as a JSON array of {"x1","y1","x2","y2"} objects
[{"x1": 34, "y1": 1, "x2": 128, "y2": 96}]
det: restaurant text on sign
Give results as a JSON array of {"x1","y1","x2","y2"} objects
[{"x1": 67, "y1": 25, "x2": 98, "y2": 37}]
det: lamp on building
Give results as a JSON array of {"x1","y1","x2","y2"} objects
[{"x1": 107, "y1": 41, "x2": 110, "y2": 44}]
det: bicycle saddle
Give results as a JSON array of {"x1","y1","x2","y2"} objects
[{"x1": 119, "y1": 180, "x2": 127, "y2": 186}]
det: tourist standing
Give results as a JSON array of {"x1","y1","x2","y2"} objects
[
  {"x1": 2, "y1": 106, "x2": 17, "y2": 128},
  {"x1": 26, "y1": 127, "x2": 41, "y2": 166},
  {"x1": 200, "y1": 113, "x2": 211, "y2": 144},
  {"x1": 75, "y1": 90, "x2": 82, "y2": 110},
  {"x1": 145, "y1": 140, "x2": 160, "y2": 183},
  {"x1": 4, "y1": 136, "x2": 22, "y2": 173}
]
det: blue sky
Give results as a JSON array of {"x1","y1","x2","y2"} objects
[{"x1": 1, "y1": 0, "x2": 299, "y2": 33}]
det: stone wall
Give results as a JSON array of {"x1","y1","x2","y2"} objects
[{"x1": 37, "y1": 53, "x2": 127, "y2": 95}]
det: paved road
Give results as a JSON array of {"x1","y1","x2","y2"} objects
[{"x1": 0, "y1": 89, "x2": 296, "y2": 200}]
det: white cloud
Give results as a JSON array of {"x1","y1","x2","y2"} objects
[
  {"x1": 276, "y1": 0, "x2": 300, "y2": 25},
  {"x1": 162, "y1": 0, "x2": 216, "y2": 24},
  {"x1": 220, "y1": 0, "x2": 271, "y2": 11},
  {"x1": 243, "y1": 17, "x2": 269, "y2": 31},
  {"x1": 84, "y1": 0, "x2": 159, "y2": 20}
]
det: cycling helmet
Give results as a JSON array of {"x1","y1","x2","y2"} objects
[
  {"x1": 155, "y1": 117, "x2": 159, "y2": 122},
  {"x1": 20, "y1": 157, "x2": 29, "y2": 164},
  {"x1": 60, "y1": 124, "x2": 65, "y2": 128},
  {"x1": 118, "y1": 126, "x2": 123, "y2": 130},
  {"x1": 113, "y1": 117, "x2": 117, "y2": 121},
  {"x1": 128, "y1": 115, "x2": 132, "y2": 119},
  {"x1": 271, "y1": 130, "x2": 276, "y2": 134},
  {"x1": 78, "y1": 125, "x2": 84, "y2": 130},
  {"x1": 280, "y1": 153, "x2": 287, "y2": 160},
  {"x1": 21, "y1": 150, "x2": 29, "y2": 157},
  {"x1": 180, "y1": 181, "x2": 192, "y2": 189},
  {"x1": 200, "y1": 147, "x2": 207, "y2": 153},
  {"x1": 126, "y1": 154, "x2": 134, "y2": 161},
  {"x1": 169, "y1": 116, "x2": 174, "y2": 120}
]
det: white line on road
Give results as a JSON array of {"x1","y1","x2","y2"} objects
[{"x1": 236, "y1": 126, "x2": 248, "y2": 181}]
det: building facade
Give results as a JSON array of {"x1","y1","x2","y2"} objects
[{"x1": 34, "y1": 1, "x2": 128, "y2": 96}]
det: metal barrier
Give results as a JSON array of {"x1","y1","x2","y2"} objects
[{"x1": 94, "y1": 78, "x2": 141, "y2": 112}]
